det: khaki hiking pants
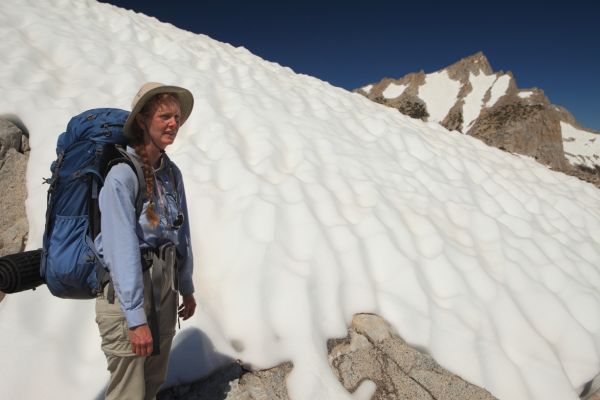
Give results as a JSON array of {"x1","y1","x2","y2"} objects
[{"x1": 95, "y1": 269, "x2": 178, "y2": 400}]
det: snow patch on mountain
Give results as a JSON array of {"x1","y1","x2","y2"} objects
[
  {"x1": 382, "y1": 82, "x2": 408, "y2": 99},
  {"x1": 463, "y1": 71, "x2": 498, "y2": 129},
  {"x1": 417, "y1": 70, "x2": 461, "y2": 122},
  {"x1": 484, "y1": 74, "x2": 511, "y2": 108},
  {"x1": 562, "y1": 121, "x2": 600, "y2": 169},
  {"x1": 361, "y1": 84, "x2": 373, "y2": 94},
  {"x1": 519, "y1": 91, "x2": 534, "y2": 99}
]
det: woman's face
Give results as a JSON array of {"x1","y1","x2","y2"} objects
[{"x1": 137, "y1": 98, "x2": 182, "y2": 150}]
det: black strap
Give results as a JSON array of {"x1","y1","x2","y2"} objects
[
  {"x1": 111, "y1": 147, "x2": 146, "y2": 220},
  {"x1": 90, "y1": 178, "x2": 101, "y2": 239},
  {"x1": 95, "y1": 260, "x2": 111, "y2": 297},
  {"x1": 148, "y1": 254, "x2": 163, "y2": 356},
  {"x1": 107, "y1": 282, "x2": 115, "y2": 304},
  {"x1": 43, "y1": 152, "x2": 64, "y2": 236},
  {"x1": 140, "y1": 248, "x2": 154, "y2": 271}
]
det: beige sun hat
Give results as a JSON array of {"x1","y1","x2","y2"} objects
[{"x1": 124, "y1": 82, "x2": 194, "y2": 139}]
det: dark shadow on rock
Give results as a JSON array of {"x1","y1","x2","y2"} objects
[
  {"x1": 158, "y1": 362, "x2": 245, "y2": 400},
  {"x1": 94, "y1": 326, "x2": 237, "y2": 400}
]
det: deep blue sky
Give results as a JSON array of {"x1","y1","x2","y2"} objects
[{"x1": 101, "y1": 1, "x2": 600, "y2": 131}]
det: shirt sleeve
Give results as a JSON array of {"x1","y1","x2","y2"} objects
[
  {"x1": 174, "y1": 165, "x2": 195, "y2": 296},
  {"x1": 99, "y1": 163, "x2": 147, "y2": 327}
]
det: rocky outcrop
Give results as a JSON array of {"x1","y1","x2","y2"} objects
[
  {"x1": 0, "y1": 119, "x2": 23, "y2": 163},
  {"x1": 445, "y1": 51, "x2": 494, "y2": 80},
  {"x1": 0, "y1": 118, "x2": 30, "y2": 303},
  {"x1": 355, "y1": 52, "x2": 600, "y2": 185},
  {"x1": 567, "y1": 165, "x2": 600, "y2": 187},
  {"x1": 0, "y1": 119, "x2": 29, "y2": 257},
  {"x1": 158, "y1": 314, "x2": 496, "y2": 400},
  {"x1": 364, "y1": 72, "x2": 429, "y2": 121},
  {"x1": 329, "y1": 314, "x2": 496, "y2": 400},
  {"x1": 0, "y1": 149, "x2": 29, "y2": 255},
  {"x1": 469, "y1": 91, "x2": 568, "y2": 170}
]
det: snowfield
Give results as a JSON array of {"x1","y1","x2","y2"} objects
[{"x1": 1, "y1": 1, "x2": 600, "y2": 399}]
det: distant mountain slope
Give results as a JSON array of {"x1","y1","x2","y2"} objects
[{"x1": 356, "y1": 52, "x2": 600, "y2": 186}]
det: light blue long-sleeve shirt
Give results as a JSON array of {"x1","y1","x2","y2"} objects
[{"x1": 95, "y1": 148, "x2": 194, "y2": 328}]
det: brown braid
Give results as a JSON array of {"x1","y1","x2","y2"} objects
[
  {"x1": 133, "y1": 143, "x2": 159, "y2": 226},
  {"x1": 129, "y1": 93, "x2": 181, "y2": 227}
]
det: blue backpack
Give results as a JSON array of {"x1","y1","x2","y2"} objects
[{"x1": 40, "y1": 108, "x2": 146, "y2": 299}]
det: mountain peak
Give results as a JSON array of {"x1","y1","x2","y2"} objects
[
  {"x1": 445, "y1": 51, "x2": 493, "y2": 76},
  {"x1": 356, "y1": 51, "x2": 600, "y2": 183}
]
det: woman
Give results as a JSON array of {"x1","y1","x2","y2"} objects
[{"x1": 95, "y1": 82, "x2": 196, "y2": 400}]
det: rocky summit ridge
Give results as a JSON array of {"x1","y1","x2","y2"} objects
[{"x1": 356, "y1": 52, "x2": 600, "y2": 187}]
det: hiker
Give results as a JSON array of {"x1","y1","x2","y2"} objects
[{"x1": 94, "y1": 82, "x2": 196, "y2": 399}]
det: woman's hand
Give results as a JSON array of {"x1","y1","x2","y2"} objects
[
  {"x1": 129, "y1": 324, "x2": 153, "y2": 356},
  {"x1": 178, "y1": 294, "x2": 196, "y2": 320}
]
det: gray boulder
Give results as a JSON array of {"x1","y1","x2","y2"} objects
[
  {"x1": 329, "y1": 314, "x2": 497, "y2": 400},
  {"x1": 0, "y1": 147, "x2": 29, "y2": 257},
  {"x1": 0, "y1": 119, "x2": 22, "y2": 164},
  {"x1": 225, "y1": 363, "x2": 292, "y2": 400},
  {"x1": 0, "y1": 119, "x2": 29, "y2": 303}
]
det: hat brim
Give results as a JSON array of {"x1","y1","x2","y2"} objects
[{"x1": 124, "y1": 85, "x2": 194, "y2": 140}]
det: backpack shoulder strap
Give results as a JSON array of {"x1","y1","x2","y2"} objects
[{"x1": 109, "y1": 147, "x2": 147, "y2": 219}]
